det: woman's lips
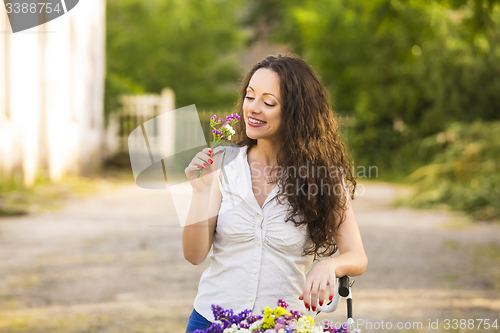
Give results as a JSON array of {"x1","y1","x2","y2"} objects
[{"x1": 247, "y1": 118, "x2": 267, "y2": 127}]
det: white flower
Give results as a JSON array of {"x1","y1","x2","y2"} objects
[
  {"x1": 223, "y1": 324, "x2": 239, "y2": 333},
  {"x1": 223, "y1": 124, "x2": 235, "y2": 135},
  {"x1": 249, "y1": 322, "x2": 259, "y2": 331},
  {"x1": 249, "y1": 319, "x2": 263, "y2": 331},
  {"x1": 311, "y1": 326, "x2": 324, "y2": 333}
]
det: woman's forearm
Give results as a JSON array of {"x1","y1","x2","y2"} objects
[
  {"x1": 182, "y1": 188, "x2": 215, "y2": 265},
  {"x1": 322, "y1": 250, "x2": 368, "y2": 278}
]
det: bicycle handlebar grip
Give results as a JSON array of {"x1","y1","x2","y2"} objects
[{"x1": 338, "y1": 276, "x2": 350, "y2": 297}]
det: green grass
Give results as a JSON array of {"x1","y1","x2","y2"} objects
[
  {"x1": 471, "y1": 242, "x2": 500, "y2": 291},
  {"x1": 0, "y1": 168, "x2": 134, "y2": 217},
  {"x1": 442, "y1": 239, "x2": 500, "y2": 292}
]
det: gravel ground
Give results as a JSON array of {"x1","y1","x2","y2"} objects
[{"x1": 0, "y1": 180, "x2": 499, "y2": 333}]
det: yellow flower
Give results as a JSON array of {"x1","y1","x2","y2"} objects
[
  {"x1": 262, "y1": 306, "x2": 275, "y2": 330},
  {"x1": 273, "y1": 306, "x2": 291, "y2": 317}
]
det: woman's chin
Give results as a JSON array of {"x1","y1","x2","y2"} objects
[{"x1": 245, "y1": 128, "x2": 258, "y2": 140}]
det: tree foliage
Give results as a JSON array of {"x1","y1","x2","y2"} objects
[
  {"x1": 106, "y1": 0, "x2": 500, "y2": 183},
  {"x1": 245, "y1": 0, "x2": 500, "y2": 178},
  {"x1": 105, "y1": 0, "x2": 249, "y2": 118},
  {"x1": 400, "y1": 120, "x2": 500, "y2": 220}
]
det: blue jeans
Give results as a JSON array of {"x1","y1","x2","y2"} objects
[{"x1": 185, "y1": 308, "x2": 212, "y2": 333}]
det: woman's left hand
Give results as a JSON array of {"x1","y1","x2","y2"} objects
[{"x1": 298, "y1": 259, "x2": 337, "y2": 312}]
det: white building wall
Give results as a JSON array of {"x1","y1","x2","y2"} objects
[{"x1": 0, "y1": 0, "x2": 105, "y2": 187}]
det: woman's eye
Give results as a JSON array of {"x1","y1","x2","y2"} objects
[{"x1": 245, "y1": 96, "x2": 275, "y2": 107}]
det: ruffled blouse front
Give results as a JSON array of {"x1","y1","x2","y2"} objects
[{"x1": 193, "y1": 144, "x2": 315, "y2": 322}]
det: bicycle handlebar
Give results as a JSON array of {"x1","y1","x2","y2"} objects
[{"x1": 306, "y1": 275, "x2": 350, "y2": 319}]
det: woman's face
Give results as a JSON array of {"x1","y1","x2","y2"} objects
[{"x1": 243, "y1": 68, "x2": 282, "y2": 141}]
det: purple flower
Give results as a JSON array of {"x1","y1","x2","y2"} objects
[
  {"x1": 236, "y1": 309, "x2": 253, "y2": 323},
  {"x1": 205, "y1": 322, "x2": 224, "y2": 333},
  {"x1": 247, "y1": 313, "x2": 263, "y2": 324},
  {"x1": 277, "y1": 299, "x2": 289, "y2": 309}
]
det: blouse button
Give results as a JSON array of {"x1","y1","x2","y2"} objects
[
  {"x1": 258, "y1": 214, "x2": 263, "y2": 220},
  {"x1": 250, "y1": 297, "x2": 254, "y2": 302},
  {"x1": 253, "y1": 269, "x2": 258, "y2": 274},
  {"x1": 257, "y1": 241, "x2": 261, "y2": 246}
]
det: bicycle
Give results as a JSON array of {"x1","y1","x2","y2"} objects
[{"x1": 306, "y1": 275, "x2": 354, "y2": 327}]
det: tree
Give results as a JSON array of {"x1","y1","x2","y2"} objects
[
  {"x1": 243, "y1": 0, "x2": 500, "y2": 177},
  {"x1": 105, "y1": 0, "x2": 249, "y2": 118}
]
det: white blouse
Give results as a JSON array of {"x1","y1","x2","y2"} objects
[{"x1": 192, "y1": 144, "x2": 349, "y2": 322}]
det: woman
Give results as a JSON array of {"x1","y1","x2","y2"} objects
[{"x1": 183, "y1": 54, "x2": 367, "y2": 333}]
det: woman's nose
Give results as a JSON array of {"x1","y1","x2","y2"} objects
[{"x1": 247, "y1": 99, "x2": 260, "y2": 113}]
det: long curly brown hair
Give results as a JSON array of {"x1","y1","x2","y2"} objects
[{"x1": 231, "y1": 54, "x2": 357, "y2": 261}]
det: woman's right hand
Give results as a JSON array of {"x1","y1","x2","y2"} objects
[{"x1": 185, "y1": 147, "x2": 215, "y2": 193}]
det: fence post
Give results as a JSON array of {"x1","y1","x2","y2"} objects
[{"x1": 158, "y1": 88, "x2": 176, "y2": 159}]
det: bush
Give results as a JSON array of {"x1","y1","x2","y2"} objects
[{"x1": 399, "y1": 121, "x2": 500, "y2": 221}]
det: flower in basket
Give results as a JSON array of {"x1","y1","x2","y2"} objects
[
  {"x1": 192, "y1": 299, "x2": 358, "y2": 333},
  {"x1": 197, "y1": 113, "x2": 241, "y2": 179}
]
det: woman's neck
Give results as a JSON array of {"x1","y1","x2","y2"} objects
[{"x1": 249, "y1": 140, "x2": 278, "y2": 166}]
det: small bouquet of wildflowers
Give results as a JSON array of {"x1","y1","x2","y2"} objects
[
  {"x1": 192, "y1": 299, "x2": 357, "y2": 333},
  {"x1": 197, "y1": 113, "x2": 240, "y2": 179}
]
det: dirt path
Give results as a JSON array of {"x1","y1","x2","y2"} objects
[{"x1": 0, "y1": 180, "x2": 499, "y2": 333}]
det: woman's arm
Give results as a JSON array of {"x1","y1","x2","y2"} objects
[
  {"x1": 182, "y1": 151, "x2": 223, "y2": 265},
  {"x1": 323, "y1": 201, "x2": 368, "y2": 277},
  {"x1": 299, "y1": 200, "x2": 367, "y2": 310}
]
